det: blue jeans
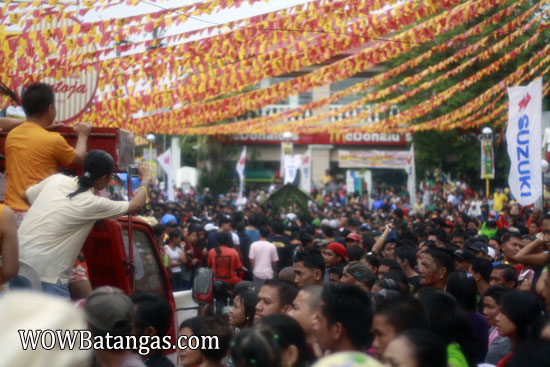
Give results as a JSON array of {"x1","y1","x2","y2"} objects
[
  {"x1": 41, "y1": 280, "x2": 71, "y2": 299},
  {"x1": 9, "y1": 275, "x2": 70, "y2": 299}
]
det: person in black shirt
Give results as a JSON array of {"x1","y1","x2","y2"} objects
[{"x1": 269, "y1": 220, "x2": 291, "y2": 269}]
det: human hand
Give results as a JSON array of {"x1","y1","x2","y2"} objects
[
  {"x1": 45, "y1": 120, "x2": 64, "y2": 130},
  {"x1": 73, "y1": 122, "x2": 92, "y2": 137},
  {"x1": 138, "y1": 162, "x2": 152, "y2": 184}
]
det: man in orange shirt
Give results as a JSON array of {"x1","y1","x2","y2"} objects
[
  {"x1": 5, "y1": 82, "x2": 91, "y2": 297},
  {"x1": 5, "y1": 82, "x2": 91, "y2": 221}
]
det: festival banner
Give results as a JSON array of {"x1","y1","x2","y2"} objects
[
  {"x1": 280, "y1": 141, "x2": 293, "y2": 178},
  {"x1": 156, "y1": 148, "x2": 174, "y2": 201},
  {"x1": 338, "y1": 150, "x2": 410, "y2": 169},
  {"x1": 283, "y1": 155, "x2": 302, "y2": 185},
  {"x1": 506, "y1": 78, "x2": 543, "y2": 206},
  {"x1": 236, "y1": 146, "x2": 247, "y2": 200},
  {"x1": 480, "y1": 139, "x2": 495, "y2": 180},
  {"x1": 407, "y1": 144, "x2": 417, "y2": 206},
  {"x1": 299, "y1": 147, "x2": 312, "y2": 194}
]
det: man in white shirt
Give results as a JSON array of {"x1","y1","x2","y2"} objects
[
  {"x1": 249, "y1": 226, "x2": 279, "y2": 289},
  {"x1": 18, "y1": 150, "x2": 150, "y2": 298}
]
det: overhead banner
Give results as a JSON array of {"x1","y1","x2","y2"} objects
[
  {"x1": 480, "y1": 139, "x2": 495, "y2": 180},
  {"x1": 506, "y1": 78, "x2": 542, "y2": 206},
  {"x1": 338, "y1": 150, "x2": 410, "y2": 169}
]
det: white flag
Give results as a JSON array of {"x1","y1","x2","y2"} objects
[
  {"x1": 236, "y1": 146, "x2": 247, "y2": 200},
  {"x1": 299, "y1": 147, "x2": 312, "y2": 193},
  {"x1": 157, "y1": 149, "x2": 174, "y2": 201},
  {"x1": 407, "y1": 144, "x2": 417, "y2": 209},
  {"x1": 506, "y1": 78, "x2": 542, "y2": 206},
  {"x1": 157, "y1": 149, "x2": 171, "y2": 175}
]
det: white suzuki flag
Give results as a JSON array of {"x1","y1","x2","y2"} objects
[
  {"x1": 506, "y1": 78, "x2": 542, "y2": 206},
  {"x1": 299, "y1": 147, "x2": 312, "y2": 193},
  {"x1": 236, "y1": 146, "x2": 247, "y2": 200},
  {"x1": 157, "y1": 149, "x2": 174, "y2": 201}
]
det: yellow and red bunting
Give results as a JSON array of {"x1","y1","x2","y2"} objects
[
  {"x1": 401, "y1": 56, "x2": 550, "y2": 133},
  {"x1": 343, "y1": 44, "x2": 550, "y2": 135},
  {"x1": 77, "y1": 0, "x2": 423, "y2": 120},
  {"x1": 21, "y1": 0, "x2": 408, "y2": 104},
  {"x1": 5, "y1": 0, "x2": 401, "y2": 82},
  {"x1": 179, "y1": 36, "x2": 549, "y2": 136},
  {"x1": 224, "y1": 0, "x2": 540, "y2": 135},
  {"x1": 91, "y1": 0, "x2": 487, "y2": 133},
  {"x1": 161, "y1": 0, "x2": 508, "y2": 135},
  {"x1": 282, "y1": 11, "x2": 546, "y2": 134}
]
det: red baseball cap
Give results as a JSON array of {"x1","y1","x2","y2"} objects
[
  {"x1": 346, "y1": 233, "x2": 361, "y2": 242},
  {"x1": 327, "y1": 242, "x2": 347, "y2": 260}
]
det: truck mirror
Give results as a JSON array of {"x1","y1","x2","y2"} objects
[{"x1": 192, "y1": 267, "x2": 213, "y2": 303}]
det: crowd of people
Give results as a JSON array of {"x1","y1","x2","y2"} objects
[
  {"x1": 119, "y1": 171, "x2": 550, "y2": 367},
  {"x1": 2, "y1": 82, "x2": 550, "y2": 367}
]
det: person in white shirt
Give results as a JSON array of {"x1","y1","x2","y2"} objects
[
  {"x1": 18, "y1": 150, "x2": 151, "y2": 299},
  {"x1": 249, "y1": 226, "x2": 279, "y2": 289},
  {"x1": 164, "y1": 229, "x2": 186, "y2": 291}
]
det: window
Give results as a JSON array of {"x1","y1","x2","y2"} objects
[{"x1": 122, "y1": 229, "x2": 166, "y2": 296}]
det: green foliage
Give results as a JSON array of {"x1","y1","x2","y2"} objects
[{"x1": 264, "y1": 184, "x2": 312, "y2": 219}]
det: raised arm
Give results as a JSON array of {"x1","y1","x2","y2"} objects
[
  {"x1": 127, "y1": 163, "x2": 152, "y2": 214},
  {"x1": 71, "y1": 122, "x2": 92, "y2": 165},
  {"x1": 515, "y1": 235, "x2": 550, "y2": 266},
  {"x1": 372, "y1": 224, "x2": 393, "y2": 255}
]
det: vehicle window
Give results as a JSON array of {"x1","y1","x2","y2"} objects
[{"x1": 123, "y1": 228, "x2": 165, "y2": 296}]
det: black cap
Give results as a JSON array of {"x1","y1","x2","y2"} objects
[
  {"x1": 468, "y1": 241, "x2": 488, "y2": 254},
  {"x1": 453, "y1": 249, "x2": 475, "y2": 262}
]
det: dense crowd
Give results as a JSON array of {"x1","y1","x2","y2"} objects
[
  {"x1": 2, "y1": 82, "x2": 550, "y2": 367},
  {"x1": 122, "y1": 176, "x2": 550, "y2": 367}
]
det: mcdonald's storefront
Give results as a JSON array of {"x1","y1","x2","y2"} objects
[{"x1": 225, "y1": 132, "x2": 413, "y2": 187}]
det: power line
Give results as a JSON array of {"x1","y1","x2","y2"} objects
[{"x1": 140, "y1": 0, "x2": 435, "y2": 45}]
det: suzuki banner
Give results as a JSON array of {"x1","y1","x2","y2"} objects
[{"x1": 506, "y1": 78, "x2": 542, "y2": 206}]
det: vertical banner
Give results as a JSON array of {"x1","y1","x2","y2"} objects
[
  {"x1": 299, "y1": 147, "x2": 312, "y2": 193},
  {"x1": 236, "y1": 146, "x2": 247, "y2": 200},
  {"x1": 506, "y1": 78, "x2": 542, "y2": 206},
  {"x1": 284, "y1": 155, "x2": 301, "y2": 185},
  {"x1": 346, "y1": 171, "x2": 356, "y2": 195},
  {"x1": 157, "y1": 149, "x2": 174, "y2": 201},
  {"x1": 480, "y1": 139, "x2": 495, "y2": 179},
  {"x1": 406, "y1": 144, "x2": 417, "y2": 208},
  {"x1": 280, "y1": 142, "x2": 294, "y2": 177}
]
